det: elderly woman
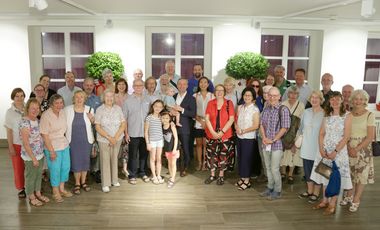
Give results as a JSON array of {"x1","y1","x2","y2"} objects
[
  {"x1": 30, "y1": 74, "x2": 56, "y2": 100},
  {"x1": 65, "y1": 91, "x2": 94, "y2": 195},
  {"x1": 95, "y1": 89, "x2": 126, "y2": 193},
  {"x1": 340, "y1": 90, "x2": 375, "y2": 212},
  {"x1": 20, "y1": 98, "x2": 49, "y2": 206},
  {"x1": 96, "y1": 69, "x2": 115, "y2": 96},
  {"x1": 298, "y1": 90, "x2": 324, "y2": 203},
  {"x1": 204, "y1": 84, "x2": 235, "y2": 185},
  {"x1": 264, "y1": 74, "x2": 275, "y2": 87},
  {"x1": 40, "y1": 94, "x2": 72, "y2": 203},
  {"x1": 4, "y1": 88, "x2": 26, "y2": 198},
  {"x1": 310, "y1": 91, "x2": 352, "y2": 215},
  {"x1": 193, "y1": 77, "x2": 214, "y2": 171},
  {"x1": 224, "y1": 77, "x2": 239, "y2": 109},
  {"x1": 235, "y1": 87, "x2": 260, "y2": 190},
  {"x1": 32, "y1": 84, "x2": 49, "y2": 117},
  {"x1": 280, "y1": 85, "x2": 305, "y2": 184}
]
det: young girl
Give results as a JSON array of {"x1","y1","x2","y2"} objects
[
  {"x1": 144, "y1": 100, "x2": 165, "y2": 184},
  {"x1": 161, "y1": 111, "x2": 180, "y2": 188}
]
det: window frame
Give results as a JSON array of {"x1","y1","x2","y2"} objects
[{"x1": 364, "y1": 33, "x2": 380, "y2": 105}]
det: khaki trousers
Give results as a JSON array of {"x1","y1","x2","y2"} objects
[{"x1": 98, "y1": 140, "x2": 122, "y2": 187}]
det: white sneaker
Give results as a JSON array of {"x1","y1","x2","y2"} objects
[
  {"x1": 112, "y1": 182, "x2": 120, "y2": 187},
  {"x1": 157, "y1": 176, "x2": 165, "y2": 184},
  {"x1": 102, "y1": 186, "x2": 110, "y2": 193},
  {"x1": 151, "y1": 177, "x2": 159, "y2": 185}
]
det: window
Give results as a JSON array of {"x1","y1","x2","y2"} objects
[
  {"x1": 146, "y1": 27, "x2": 211, "y2": 79},
  {"x1": 41, "y1": 28, "x2": 94, "y2": 91},
  {"x1": 261, "y1": 30, "x2": 310, "y2": 80},
  {"x1": 363, "y1": 37, "x2": 380, "y2": 104}
]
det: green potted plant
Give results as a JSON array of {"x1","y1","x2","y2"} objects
[
  {"x1": 225, "y1": 52, "x2": 269, "y2": 80},
  {"x1": 85, "y1": 52, "x2": 125, "y2": 81}
]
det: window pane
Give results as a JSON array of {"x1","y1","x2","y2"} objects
[
  {"x1": 181, "y1": 34, "x2": 204, "y2": 55},
  {"x1": 261, "y1": 35, "x2": 283, "y2": 57},
  {"x1": 42, "y1": 57, "x2": 66, "y2": 80},
  {"x1": 49, "y1": 82, "x2": 66, "y2": 92},
  {"x1": 364, "y1": 61, "x2": 380, "y2": 81},
  {"x1": 288, "y1": 36, "x2": 310, "y2": 57},
  {"x1": 366, "y1": 38, "x2": 380, "y2": 59},
  {"x1": 70, "y1": 33, "x2": 94, "y2": 55},
  {"x1": 181, "y1": 59, "x2": 204, "y2": 79},
  {"x1": 267, "y1": 59, "x2": 282, "y2": 76},
  {"x1": 71, "y1": 57, "x2": 89, "y2": 79},
  {"x1": 287, "y1": 60, "x2": 309, "y2": 80},
  {"x1": 152, "y1": 33, "x2": 175, "y2": 55},
  {"x1": 152, "y1": 58, "x2": 171, "y2": 78},
  {"x1": 363, "y1": 84, "x2": 378, "y2": 103},
  {"x1": 41, "y1": 32, "x2": 64, "y2": 55}
]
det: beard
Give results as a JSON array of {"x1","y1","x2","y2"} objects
[{"x1": 194, "y1": 72, "x2": 202, "y2": 78}]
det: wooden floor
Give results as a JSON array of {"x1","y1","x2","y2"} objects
[{"x1": 0, "y1": 148, "x2": 379, "y2": 230}]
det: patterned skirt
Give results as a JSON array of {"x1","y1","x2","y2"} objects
[
  {"x1": 349, "y1": 137, "x2": 375, "y2": 185},
  {"x1": 205, "y1": 138, "x2": 235, "y2": 172}
]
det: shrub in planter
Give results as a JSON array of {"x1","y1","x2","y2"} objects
[
  {"x1": 85, "y1": 52, "x2": 125, "y2": 81},
  {"x1": 225, "y1": 52, "x2": 269, "y2": 80}
]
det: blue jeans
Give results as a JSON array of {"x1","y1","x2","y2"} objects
[
  {"x1": 44, "y1": 147, "x2": 70, "y2": 187},
  {"x1": 263, "y1": 149, "x2": 283, "y2": 193}
]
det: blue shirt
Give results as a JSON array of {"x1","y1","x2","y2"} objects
[
  {"x1": 187, "y1": 76, "x2": 215, "y2": 94},
  {"x1": 85, "y1": 94, "x2": 102, "y2": 112}
]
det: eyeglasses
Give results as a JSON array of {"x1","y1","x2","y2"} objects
[
  {"x1": 268, "y1": 94, "x2": 280, "y2": 98},
  {"x1": 251, "y1": 85, "x2": 260, "y2": 88}
]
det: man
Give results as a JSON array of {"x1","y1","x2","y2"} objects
[
  {"x1": 144, "y1": 76, "x2": 160, "y2": 103},
  {"x1": 83, "y1": 77, "x2": 102, "y2": 182},
  {"x1": 172, "y1": 79, "x2": 196, "y2": 177},
  {"x1": 282, "y1": 68, "x2": 312, "y2": 106},
  {"x1": 305, "y1": 73, "x2": 334, "y2": 109},
  {"x1": 128, "y1": 68, "x2": 144, "y2": 94},
  {"x1": 260, "y1": 87, "x2": 291, "y2": 200},
  {"x1": 187, "y1": 64, "x2": 214, "y2": 94},
  {"x1": 57, "y1": 71, "x2": 81, "y2": 106},
  {"x1": 164, "y1": 60, "x2": 181, "y2": 86},
  {"x1": 83, "y1": 77, "x2": 101, "y2": 112},
  {"x1": 274, "y1": 65, "x2": 292, "y2": 96},
  {"x1": 342, "y1": 84, "x2": 354, "y2": 111},
  {"x1": 123, "y1": 79, "x2": 151, "y2": 184}
]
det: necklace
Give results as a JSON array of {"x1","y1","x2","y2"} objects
[{"x1": 352, "y1": 109, "x2": 366, "y2": 116}]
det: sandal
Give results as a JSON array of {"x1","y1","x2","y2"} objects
[
  {"x1": 204, "y1": 176, "x2": 217, "y2": 184},
  {"x1": 29, "y1": 197, "x2": 43, "y2": 207},
  {"x1": 308, "y1": 194, "x2": 319, "y2": 203},
  {"x1": 349, "y1": 202, "x2": 360, "y2": 212},
  {"x1": 298, "y1": 191, "x2": 312, "y2": 199},
  {"x1": 287, "y1": 176, "x2": 294, "y2": 184},
  {"x1": 18, "y1": 189, "x2": 26, "y2": 199},
  {"x1": 36, "y1": 194, "x2": 50, "y2": 203},
  {"x1": 339, "y1": 196, "x2": 353, "y2": 206},
  {"x1": 142, "y1": 175, "x2": 150, "y2": 183},
  {"x1": 52, "y1": 193, "x2": 64, "y2": 203},
  {"x1": 323, "y1": 205, "x2": 336, "y2": 215},
  {"x1": 167, "y1": 179, "x2": 175, "y2": 189},
  {"x1": 238, "y1": 180, "x2": 251, "y2": 191},
  {"x1": 61, "y1": 190, "x2": 73, "y2": 198},
  {"x1": 234, "y1": 178, "x2": 244, "y2": 187},
  {"x1": 128, "y1": 178, "x2": 137, "y2": 185},
  {"x1": 73, "y1": 185, "x2": 81, "y2": 195},
  {"x1": 216, "y1": 176, "x2": 225, "y2": 186},
  {"x1": 312, "y1": 202, "x2": 328, "y2": 210},
  {"x1": 81, "y1": 183, "x2": 91, "y2": 192}
]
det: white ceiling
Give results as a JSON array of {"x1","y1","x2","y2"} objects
[{"x1": 0, "y1": 0, "x2": 379, "y2": 23}]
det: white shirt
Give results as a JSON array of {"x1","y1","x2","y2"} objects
[
  {"x1": 57, "y1": 85, "x2": 82, "y2": 106},
  {"x1": 176, "y1": 91, "x2": 187, "y2": 113},
  {"x1": 4, "y1": 103, "x2": 23, "y2": 145},
  {"x1": 236, "y1": 103, "x2": 259, "y2": 139},
  {"x1": 193, "y1": 92, "x2": 214, "y2": 129}
]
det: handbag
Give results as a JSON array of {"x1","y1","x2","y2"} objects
[
  {"x1": 325, "y1": 161, "x2": 341, "y2": 197},
  {"x1": 315, "y1": 159, "x2": 332, "y2": 179},
  {"x1": 295, "y1": 134, "x2": 303, "y2": 148}
]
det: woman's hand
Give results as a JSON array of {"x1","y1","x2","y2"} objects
[
  {"x1": 8, "y1": 147, "x2": 16, "y2": 156},
  {"x1": 211, "y1": 130, "x2": 219, "y2": 139},
  {"x1": 50, "y1": 151, "x2": 57, "y2": 161},
  {"x1": 347, "y1": 146, "x2": 358, "y2": 158},
  {"x1": 32, "y1": 158, "x2": 39, "y2": 167},
  {"x1": 327, "y1": 151, "x2": 337, "y2": 160},
  {"x1": 200, "y1": 120, "x2": 206, "y2": 129},
  {"x1": 87, "y1": 113, "x2": 95, "y2": 123},
  {"x1": 146, "y1": 143, "x2": 152, "y2": 152},
  {"x1": 108, "y1": 136, "x2": 117, "y2": 146},
  {"x1": 125, "y1": 133, "x2": 130, "y2": 144},
  {"x1": 291, "y1": 145, "x2": 297, "y2": 154},
  {"x1": 262, "y1": 137, "x2": 273, "y2": 145},
  {"x1": 319, "y1": 149, "x2": 327, "y2": 158}
]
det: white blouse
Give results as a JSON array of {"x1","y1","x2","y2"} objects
[
  {"x1": 193, "y1": 92, "x2": 214, "y2": 129},
  {"x1": 236, "y1": 103, "x2": 259, "y2": 139}
]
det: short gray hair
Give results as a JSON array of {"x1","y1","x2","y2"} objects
[
  {"x1": 100, "y1": 88, "x2": 115, "y2": 103},
  {"x1": 350, "y1": 89, "x2": 369, "y2": 107},
  {"x1": 102, "y1": 68, "x2": 113, "y2": 79},
  {"x1": 287, "y1": 85, "x2": 300, "y2": 95}
]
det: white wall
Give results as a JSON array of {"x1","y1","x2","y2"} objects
[
  {"x1": 0, "y1": 21, "x2": 31, "y2": 139},
  {"x1": 321, "y1": 28, "x2": 367, "y2": 92}
]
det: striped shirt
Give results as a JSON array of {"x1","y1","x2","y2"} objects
[{"x1": 145, "y1": 114, "x2": 163, "y2": 142}]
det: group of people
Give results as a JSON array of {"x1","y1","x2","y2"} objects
[{"x1": 4, "y1": 62, "x2": 375, "y2": 216}]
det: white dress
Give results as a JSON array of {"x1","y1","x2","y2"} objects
[{"x1": 310, "y1": 114, "x2": 352, "y2": 189}]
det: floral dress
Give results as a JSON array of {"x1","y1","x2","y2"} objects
[{"x1": 310, "y1": 114, "x2": 352, "y2": 189}]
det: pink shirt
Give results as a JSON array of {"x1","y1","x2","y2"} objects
[{"x1": 40, "y1": 108, "x2": 69, "y2": 151}]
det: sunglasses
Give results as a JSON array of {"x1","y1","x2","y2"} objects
[{"x1": 251, "y1": 85, "x2": 260, "y2": 88}]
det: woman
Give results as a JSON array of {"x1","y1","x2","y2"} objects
[
  {"x1": 40, "y1": 94, "x2": 72, "y2": 203},
  {"x1": 341, "y1": 90, "x2": 375, "y2": 212},
  {"x1": 224, "y1": 77, "x2": 238, "y2": 109},
  {"x1": 30, "y1": 74, "x2": 56, "y2": 100},
  {"x1": 95, "y1": 89, "x2": 126, "y2": 193},
  {"x1": 264, "y1": 74, "x2": 275, "y2": 86},
  {"x1": 280, "y1": 86, "x2": 305, "y2": 184},
  {"x1": 20, "y1": 98, "x2": 49, "y2": 206},
  {"x1": 96, "y1": 69, "x2": 115, "y2": 96},
  {"x1": 262, "y1": 85, "x2": 273, "y2": 108},
  {"x1": 65, "y1": 91, "x2": 95, "y2": 195},
  {"x1": 4, "y1": 88, "x2": 26, "y2": 198},
  {"x1": 204, "y1": 84, "x2": 235, "y2": 185},
  {"x1": 114, "y1": 78, "x2": 130, "y2": 176},
  {"x1": 298, "y1": 91, "x2": 325, "y2": 203},
  {"x1": 235, "y1": 87, "x2": 260, "y2": 190},
  {"x1": 32, "y1": 84, "x2": 49, "y2": 117},
  {"x1": 248, "y1": 78, "x2": 264, "y2": 112},
  {"x1": 310, "y1": 91, "x2": 352, "y2": 215},
  {"x1": 193, "y1": 77, "x2": 214, "y2": 171}
]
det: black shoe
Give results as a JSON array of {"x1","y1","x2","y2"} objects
[
  {"x1": 204, "y1": 176, "x2": 217, "y2": 184},
  {"x1": 216, "y1": 176, "x2": 225, "y2": 185}
]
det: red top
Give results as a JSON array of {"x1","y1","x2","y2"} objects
[{"x1": 205, "y1": 98, "x2": 235, "y2": 141}]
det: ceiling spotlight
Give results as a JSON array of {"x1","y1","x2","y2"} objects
[
  {"x1": 29, "y1": 0, "x2": 48, "y2": 11},
  {"x1": 105, "y1": 19, "x2": 113, "y2": 28}
]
